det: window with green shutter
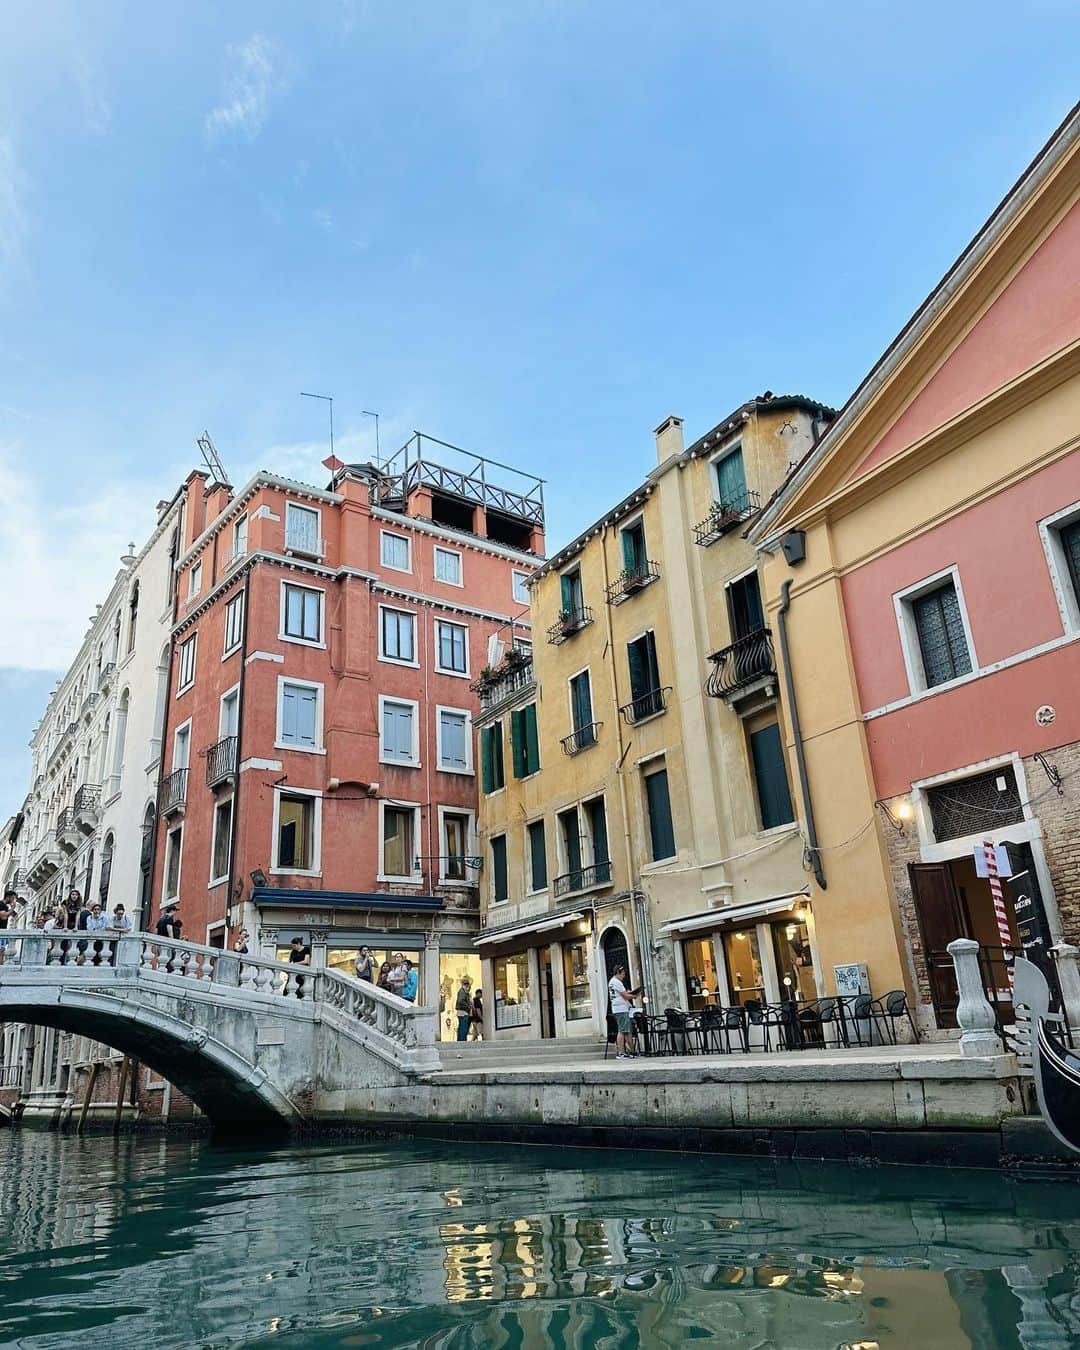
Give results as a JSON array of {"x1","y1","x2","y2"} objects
[
  {"x1": 620, "y1": 519, "x2": 647, "y2": 573},
  {"x1": 510, "y1": 703, "x2": 540, "y2": 778},
  {"x1": 490, "y1": 834, "x2": 508, "y2": 902},
  {"x1": 560, "y1": 567, "x2": 584, "y2": 619},
  {"x1": 481, "y1": 722, "x2": 505, "y2": 794},
  {"x1": 749, "y1": 722, "x2": 795, "y2": 830},
  {"x1": 584, "y1": 796, "x2": 610, "y2": 882},
  {"x1": 527, "y1": 818, "x2": 547, "y2": 892},
  {"x1": 714, "y1": 446, "x2": 748, "y2": 508},
  {"x1": 644, "y1": 767, "x2": 676, "y2": 861},
  {"x1": 911, "y1": 581, "x2": 972, "y2": 688},
  {"x1": 1060, "y1": 519, "x2": 1080, "y2": 607},
  {"x1": 627, "y1": 632, "x2": 660, "y2": 703},
  {"x1": 558, "y1": 807, "x2": 582, "y2": 881}
]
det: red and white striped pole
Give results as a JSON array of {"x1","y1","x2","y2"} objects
[{"x1": 984, "y1": 838, "x2": 1014, "y2": 990}]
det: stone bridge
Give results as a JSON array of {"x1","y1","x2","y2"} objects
[{"x1": 0, "y1": 930, "x2": 438, "y2": 1132}]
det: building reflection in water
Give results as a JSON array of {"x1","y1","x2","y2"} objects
[{"x1": 2, "y1": 1132, "x2": 1080, "y2": 1348}]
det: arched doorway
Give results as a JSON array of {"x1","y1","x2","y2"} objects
[
  {"x1": 600, "y1": 925, "x2": 630, "y2": 982},
  {"x1": 139, "y1": 801, "x2": 156, "y2": 923}
]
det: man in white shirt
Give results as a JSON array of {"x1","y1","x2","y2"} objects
[
  {"x1": 608, "y1": 964, "x2": 639, "y2": 1060},
  {"x1": 105, "y1": 904, "x2": 132, "y2": 934}
]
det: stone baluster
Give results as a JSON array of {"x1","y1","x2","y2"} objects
[
  {"x1": 947, "y1": 938, "x2": 1002, "y2": 1056},
  {"x1": 1050, "y1": 942, "x2": 1080, "y2": 1040}
]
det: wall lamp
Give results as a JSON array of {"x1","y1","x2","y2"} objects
[
  {"x1": 876, "y1": 799, "x2": 913, "y2": 837},
  {"x1": 250, "y1": 868, "x2": 269, "y2": 888}
]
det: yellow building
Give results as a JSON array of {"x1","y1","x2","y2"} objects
[{"x1": 473, "y1": 393, "x2": 834, "y2": 1040}]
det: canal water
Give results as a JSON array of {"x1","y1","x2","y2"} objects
[{"x1": 2, "y1": 1132, "x2": 1080, "y2": 1348}]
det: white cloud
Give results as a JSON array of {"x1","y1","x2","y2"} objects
[
  {"x1": 205, "y1": 34, "x2": 285, "y2": 142},
  {"x1": 0, "y1": 444, "x2": 156, "y2": 672}
]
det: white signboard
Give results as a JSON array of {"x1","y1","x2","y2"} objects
[{"x1": 973, "y1": 844, "x2": 1013, "y2": 879}]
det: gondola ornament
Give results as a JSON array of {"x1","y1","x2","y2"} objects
[{"x1": 1017, "y1": 956, "x2": 1080, "y2": 1154}]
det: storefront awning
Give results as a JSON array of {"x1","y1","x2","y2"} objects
[
  {"x1": 658, "y1": 891, "x2": 809, "y2": 938},
  {"x1": 251, "y1": 887, "x2": 446, "y2": 913},
  {"x1": 474, "y1": 911, "x2": 585, "y2": 947}
]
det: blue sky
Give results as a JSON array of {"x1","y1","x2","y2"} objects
[{"x1": 1, "y1": 0, "x2": 1077, "y2": 819}]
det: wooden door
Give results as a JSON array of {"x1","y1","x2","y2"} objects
[{"x1": 908, "y1": 862, "x2": 969, "y2": 1028}]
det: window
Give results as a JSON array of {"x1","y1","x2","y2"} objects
[
  {"x1": 164, "y1": 826, "x2": 182, "y2": 901},
  {"x1": 490, "y1": 834, "x2": 508, "y2": 903},
  {"x1": 560, "y1": 567, "x2": 585, "y2": 621},
  {"x1": 568, "y1": 670, "x2": 595, "y2": 746},
  {"x1": 281, "y1": 582, "x2": 323, "y2": 645},
  {"x1": 285, "y1": 503, "x2": 321, "y2": 556},
  {"x1": 644, "y1": 766, "x2": 676, "y2": 861},
  {"x1": 435, "y1": 619, "x2": 469, "y2": 676},
  {"x1": 382, "y1": 805, "x2": 417, "y2": 879},
  {"x1": 558, "y1": 809, "x2": 582, "y2": 886},
  {"x1": 381, "y1": 530, "x2": 411, "y2": 572},
  {"x1": 480, "y1": 722, "x2": 505, "y2": 793},
  {"x1": 1059, "y1": 519, "x2": 1080, "y2": 610},
  {"x1": 188, "y1": 560, "x2": 202, "y2": 599},
  {"x1": 727, "y1": 571, "x2": 764, "y2": 640},
  {"x1": 127, "y1": 582, "x2": 139, "y2": 655},
  {"x1": 510, "y1": 703, "x2": 540, "y2": 778},
  {"x1": 626, "y1": 632, "x2": 663, "y2": 718},
  {"x1": 494, "y1": 951, "x2": 530, "y2": 1028},
  {"x1": 232, "y1": 515, "x2": 248, "y2": 560},
  {"x1": 620, "y1": 518, "x2": 647, "y2": 574},
  {"x1": 1041, "y1": 507, "x2": 1080, "y2": 633},
  {"x1": 434, "y1": 546, "x2": 462, "y2": 585},
  {"x1": 437, "y1": 707, "x2": 472, "y2": 773},
  {"x1": 220, "y1": 687, "x2": 239, "y2": 737},
  {"x1": 925, "y1": 765, "x2": 1024, "y2": 843},
  {"x1": 749, "y1": 722, "x2": 795, "y2": 830},
  {"x1": 584, "y1": 796, "x2": 610, "y2": 880},
  {"x1": 176, "y1": 635, "x2": 196, "y2": 692},
  {"x1": 907, "y1": 578, "x2": 973, "y2": 689},
  {"x1": 173, "y1": 721, "x2": 191, "y2": 771},
  {"x1": 380, "y1": 607, "x2": 416, "y2": 664},
  {"x1": 562, "y1": 940, "x2": 592, "y2": 1021},
  {"x1": 274, "y1": 791, "x2": 319, "y2": 872},
  {"x1": 277, "y1": 679, "x2": 321, "y2": 751},
  {"x1": 512, "y1": 570, "x2": 531, "y2": 605},
  {"x1": 527, "y1": 819, "x2": 547, "y2": 892},
  {"x1": 381, "y1": 698, "x2": 419, "y2": 766},
  {"x1": 441, "y1": 810, "x2": 472, "y2": 881},
  {"x1": 714, "y1": 445, "x2": 748, "y2": 507},
  {"x1": 210, "y1": 796, "x2": 233, "y2": 884},
  {"x1": 724, "y1": 926, "x2": 765, "y2": 1006},
  {"x1": 223, "y1": 592, "x2": 244, "y2": 655}
]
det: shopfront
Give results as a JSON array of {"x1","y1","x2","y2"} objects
[{"x1": 476, "y1": 909, "x2": 601, "y2": 1041}]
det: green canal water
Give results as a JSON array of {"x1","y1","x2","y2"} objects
[{"x1": 2, "y1": 1131, "x2": 1080, "y2": 1348}]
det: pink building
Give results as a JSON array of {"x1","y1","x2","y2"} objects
[{"x1": 152, "y1": 438, "x2": 543, "y2": 1034}]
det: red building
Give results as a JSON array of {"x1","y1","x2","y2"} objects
[{"x1": 152, "y1": 436, "x2": 543, "y2": 1035}]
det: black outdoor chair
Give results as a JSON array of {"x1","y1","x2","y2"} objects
[
  {"x1": 872, "y1": 989, "x2": 920, "y2": 1044},
  {"x1": 743, "y1": 1000, "x2": 772, "y2": 1052},
  {"x1": 845, "y1": 993, "x2": 889, "y2": 1046},
  {"x1": 720, "y1": 1005, "x2": 750, "y2": 1053},
  {"x1": 603, "y1": 1012, "x2": 619, "y2": 1060},
  {"x1": 763, "y1": 1001, "x2": 801, "y2": 1051},
  {"x1": 799, "y1": 997, "x2": 848, "y2": 1049},
  {"x1": 698, "y1": 1004, "x2": 729, "y2": 1054},
  {"x1": 659, "y1": 1007, "x2": 697, "y2": 1055}
]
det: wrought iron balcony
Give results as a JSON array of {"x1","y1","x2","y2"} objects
[
  {"x1": 56, "y1": 808, "x2": 79, "y2": 852},
  {"x1": 619, "y1": 686, "x2": 671, "y2": 725},
  {"x1": 159, "y1": 767, "x2": 189, "y2": 816},
  {"x1": 560, "y1": 722, "x2": 601, "y2": 756},
  {"x1": 73, "y1": 783, "x2": 102, "y2": 831},
  {"x1": 474, "y1": 659, "x2": 535, "y2": 715},
  {"x1": 605, "y1": 560, "x2": 660, "y2": 606},
  {"x1": 706, "y1": 628, "x2": 777, "y2": 702},
  {"x1": 554, "y1": 859, "x2": 613, "y2": 898},
  {"x1": 97, "y1": 661, "x2": 116, "y2": 692},
  {"x1": 692, "y1": 490, "x2": 762, "y2": 546},
  {"x1": 547, "y1": 605, "x2": 594, "y2": 644},
  {"x1": 205, "y1": 736, "x2": 239, "y2": 788}
]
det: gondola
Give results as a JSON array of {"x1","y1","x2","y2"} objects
[{"x1": 1016, "y1": 955, "x2": 1080, "y2": 1155}]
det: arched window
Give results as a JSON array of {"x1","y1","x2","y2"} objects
[
  {"x1": 112, "y1": 609, "x2": 122, "y2": 662},
  {"x1": 98, "y1": 715, "x2": 111, "y2": 784},
  {"x1": 139, "y1": 801, "x2": 157, "y2": 916},
  {"x1": 99, "y1": 832, "x2": 114, "y2": 904},
  {"x1": 127, "y1": 582, "x2": 139, "y2": 655},
  {"x1": 112, "y1": 689, "x2": 129, "y2": 781}
]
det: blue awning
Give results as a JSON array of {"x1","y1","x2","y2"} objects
[{"x1": 251, "y1": 887, "x2": 446, "y2": 913}]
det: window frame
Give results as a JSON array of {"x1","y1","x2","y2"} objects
[
  {"x1": 378, "y1": 695, "x2": 421, "y2": 768},
  {"x1": 480, "y1": 721, "x2": 506, "y2": 795},
  {"x1": 188, "y1": 559, "x2": 202, "y2": 600},
  {"x1": 271, "y1": 786, "x2": 322, "y2": 876},
  {"x1": 1039, "y1": 500, "x2": 1080, "y2": 635},
  {"x1": 378, "y1": 604, "x2": 419, "y2": 667},
  {"x1": 512, "y1": 569, "x2": 531, "y2": 605},
  {"x1": 378, "y1": 800, "x2": 422, "y2": 883},
  {"x1": 526, "y1": 817, "x2": 548, "y2": 894},
  {"x1": 642, "y1": 764, "x2": 677, "y2": 863},
  {"x1": 893, "y1": 566, "x2": 977, "y2": 695},
  {"x1": 232, "y1": 514, "x2": 248, "y2": 561},
  {"x1": 567, "y1": 666, "x2": 595, "y2": 737},
  {"x1": 433, "y1": 545, "x2": 463, "y2": 587},
  {"x1": 278, "y1": 580, "x2": 326, "y2": 648},
  {"x1": 176, "y1": 634, "x2": 197, "y2": 695},
  {"x1": 380, "y1": 529, "x2": 412, "y2": 574},
  {"x1": 275, "y1": 676, "x2": 325, "y2": 755},
  {"x1": 172, "y1": 718, "x2": 192, "y2": 772},
  {"x1": 489, "y1": 832, "x2": 509, "y2": 904},
  {"x1": 222, "y1": 591, "x2": 245, "y2": 658},
  {"x1": 219, "y1": 683, "x2": 240, "y2": 738},
  {"x1": 711, "y1": 441, "x2": 747, "y2": 506},
  {"x1": 209, "y1": 793, "x2": 234, "y2": 888},
  {"x1": 164, "y1": 823, "x2": 183, "y2": 902},
  {"x1": 284, "y1": 502, "x2": 322, "y2": 559},
  {"x1": 435, "y1": 704, "x2": 474, "y2": 775},
  {"x1": 433, "y1": 618, "x2": 471, "y2": 678},
  {"x1": 437, "y1": 805, "x2": 475, "y2": 884},
  {"x1": 748, "y1": 720, "x2": 796, "y2": 832}
]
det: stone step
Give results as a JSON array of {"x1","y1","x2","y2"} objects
[{"x1": 437, "y1": 1038, "x2": 605, "y2": 1063}]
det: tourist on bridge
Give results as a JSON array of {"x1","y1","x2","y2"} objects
[
  {"x1": 75, "y1": 896, "x2": 94, "y2": 930},
  {"x1": 455, "y1": 975, "x2": 473, "y2": 1040},
  {"x1": 64, "y1": 889, "x2": 82, "y2": 930},
  {"x1": 354, "y1": 946, "x2": 374, "y2": 982},
  {"x1": 43, "y1": 908, "x2": 64, "y2": 932},
  {"x1": 232, "y1": 930, "x2": 250, "y2": 954},
  {"x1": 401, "y1": 959, "x2": 418, "y2": 1003},
  {"x1": 155, "y1": 903, "x2": 182, "y2": 941},
  {"x1": 0, "y1": 888, "x2": 11, "y2": 963},
  {"x1": 387, "y1": 952, "x2": 407, "y2": 996},
  {"x1": 288, "y1": 935, "x2": 311, "y2": 999},
  {"x1": 105, "y1": 904, "x2": 132, "y2": 934},
  {"x1": 85, "y1": 903, "x2": 108, "y2": 932},
  {"x1": 376, "y1": 960, "x2": 392, "y2": 991}
]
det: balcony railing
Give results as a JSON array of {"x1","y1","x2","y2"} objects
[
  {"x1": 605, "y1": 560, "x2": 660, "y2": 606},
  {"x1": 692, "y1": 490, "x2": 762, "y2": 546},
  {"x1": 205, "y1": 736, "x2": 239, "y2": 788},
  {"x1": 619, "y1": 686, "x2": 671, "y2": 725},
  {"x1": 97, "y1": 661, "x2": 116, "y2": 692},
  {"x1": 475, "y1": 659, "x2": 535, "y2": 715},
  {"x1": 159, "y1": 767, "x2": 189, "y2": 816},
  {"x1": 706, "y1": 628, "x2": 776, "y2": 700},
  {"x1": 547, "y1": 605, "x2": 595, "y2": 644},
  {"x1": 554, "y1": 859, "x2": 613, "y2": 898},
  {"x1": 560, "y1": 722, "x2": 601, "y2": 756},
  {"x1": 73, "y1": 783, "x2": 102, "y2": 831},
  {"x1": 55, "y1": 808, "x2": 79, "y2": 851}
]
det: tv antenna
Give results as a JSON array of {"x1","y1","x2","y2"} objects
[
  {"x1": 301, "y1": 391, "x2": 334, "y2": 458},
  {"x1": 196, "y1": 431, "x2": 230, "y2": 486}
]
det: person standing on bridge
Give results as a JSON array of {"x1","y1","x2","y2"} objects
[
  {"x1": 106, "y1": 904, "x2": 132, "y2": 934},
  {"x1": 455, "y1": 976, "x2": 472, "y2": 1040},
  {"x1": 354, "y1": 946, "x2": 374, "y2": 982},
  {"x1": 0, "y1": 888, "x2": 12, "y2": 964},
  {"x1": 401, "y1": 959, "x2": 418, "y2": 1003},
  {"x1": 155, "y1": 903, "x2": 182, "y2": 941}
]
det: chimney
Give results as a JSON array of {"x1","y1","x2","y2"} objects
[
  {"x1": 182, "y1": 470, "x2": 209, "y2": 549},
  {"x1": 654, "y1": 415, "x2": 684, "y2": 463},
  {"x1": 203, "y1": 482, "x2": 232, "y2": 524}
]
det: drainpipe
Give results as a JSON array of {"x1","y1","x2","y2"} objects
[
  {"x1": 776, "y1": 580, "x2": 826, "y2": 891},
  {"x1": 224, "y1": 568, "x2": 252, "y2": 937}
]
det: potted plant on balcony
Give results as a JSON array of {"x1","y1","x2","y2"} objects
[{"x1": 502, "y1": 646, "x2": 528, "y2": 674}]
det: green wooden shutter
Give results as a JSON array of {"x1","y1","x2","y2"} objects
[
  {"x1": 570, "y1": 673, "x2": 592, "y2": 731},
  {"x1": 492, "y1": 723, "x2": 504, "y2": 789},
  {"x1": 560, "y1": 572, "x2": 573, "y2": 612},
  {"x1": 510, "y1": 709, "x2": 526, "y2": 778},
  {"x1": 644, "y1": 632, "x2": 660, "y2": 691},
  {"x1": 716, "y1": 448, "x2": 747, "y2": 505},
  {"x1": 481, "y1": 726, "x2": 494, "y2": 794},
  {"x1": 587, "y1": 798, "x2": 609, "y2": 865},
  {"x1": 645, "y1": 768, "x2": 676, "y2": 860},
  {"x1": 627, "y1": 638, "x2": 646, "y2": 701},
  {"x1": 524, "y1": 703, "x2": 540, "y2": 775},
  {"x1": 528, "y1": 819, "x2": 547, "y2": 891},
  {"x1": 750, "y1": 723, "x2": 795, "y2": 829},
  {"x1": 562, "y1": 811, "x2": 582, "y2": 876}
]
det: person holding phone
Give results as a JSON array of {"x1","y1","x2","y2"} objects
[{"x1": 608, "y1": 964, "x2": 639, "y2": 1060}]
